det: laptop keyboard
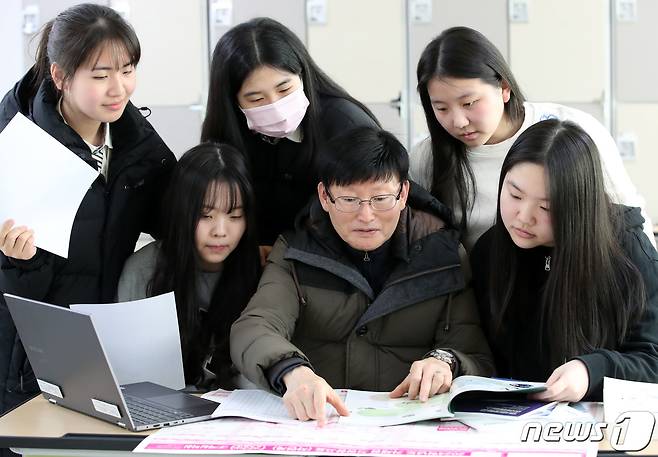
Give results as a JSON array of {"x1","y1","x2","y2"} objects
[{"x1": 124, "y1": 395, "x2": 195, "y2": 425}]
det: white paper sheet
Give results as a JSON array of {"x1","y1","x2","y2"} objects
[
  {"x1": 212, "y1": 389, "x2": 342, "y2": 424},
  {"x1": 603, "y1": 377, "x2": 658, "y2": 442},
  {"x1": 0, "y1": 112, "x2": 98, "y2": 258},
  {"x1": 71, "y1": 292, "x2": 185, "y2": 390}
]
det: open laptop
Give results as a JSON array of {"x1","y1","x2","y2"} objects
[{"x1": 4, "y1": 293, "x2": 218, "y2": 431}]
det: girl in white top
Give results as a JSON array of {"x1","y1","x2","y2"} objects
[{"x1": 409, "y1": 26, "x2": 653, "y2": 250}]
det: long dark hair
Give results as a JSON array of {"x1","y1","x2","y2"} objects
[
  {"x1": 149, "y1": 143, "x2": 261, "y2": 384},
  {"x1": 201, "y1": 17, "x2": 379, "y2": 170},
  {"x1": 417, "y1": 26, "x2": 525, "y2": 233},
  {"x1": 489, "y1": 119, "x2": 645, "y2": 371},
  {"x1": 30, "y1": 3, "x2": 140, "y2": 98}
]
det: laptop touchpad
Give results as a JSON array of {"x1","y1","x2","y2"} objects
[{"x1": 150, "y1": 393, "x2": 206, "y2": 408}]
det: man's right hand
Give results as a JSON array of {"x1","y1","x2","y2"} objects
[
  {"x1": 0, "y1": 219, "x2": 37, "y2": 260},
  {"x1": 282, "y1": 366, "x2": 349, "y2": 426}
]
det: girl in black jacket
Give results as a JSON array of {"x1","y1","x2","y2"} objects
[
  {"x1": 471, "y1": 119, "x2": 658, "y2": 402},
  {"x1": 0, "y1": 3, "x2": 174, "y2": 413},
  {"x1": 201, "y1": 18, "x2": 380, "y2": 259}
]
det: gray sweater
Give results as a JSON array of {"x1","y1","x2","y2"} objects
[
  {"x1": 117, "y1": 241, "x2": 220, "y2": 310},
  {"x1": 117, "y1": 241, "x2": 160, "y2": 302}
]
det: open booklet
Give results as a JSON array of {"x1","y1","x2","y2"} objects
[
  {"x1": 341, "y1": 376, "x2": 546, "y2": 426},
  {"x1": 211, "y1": 376, "x2": 547, "y2": 426}
]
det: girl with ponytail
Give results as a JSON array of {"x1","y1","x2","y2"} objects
[{"x1": 0, "y1": 3, "x2": 174, "y2": 413}]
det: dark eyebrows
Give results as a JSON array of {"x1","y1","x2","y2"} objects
[
  {"x1": 275, "y1": 79, "x2": 292, "y2": 88},
  {"x1": 91, "y1": 62, "x2": 133, "y2": 71},
  {"x1": 242, "y1": 78, "x2": 292, "y2": 97},
  {"x1": 430, "y1": 91, "x2": 477, "y2": 104},
  {"x1": 507, "y1": 180, "x2": 548, "y2": 201},
  {"x1": 203, "y1": 204, "x2": 244, "y2": 211},
  {"x1": 508, "y1": 180, "x2": 523, "y2": 193}
]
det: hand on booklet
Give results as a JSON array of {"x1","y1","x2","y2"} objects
[
  {"x1": 530, "y1": 359, "x2": 589, "y2": 402},
  {"x1": 1, "y1": 219, "x2": 36, "y2": 260},
  {"x1": 213, "y1": 376, "x2": 548, "y2": 427},
  {"x1": 282, "y1": 366, "x2": 349, "y2": 426},
  {"x1": 390, "y1": 357, "x2": 452, "y2": 402}
]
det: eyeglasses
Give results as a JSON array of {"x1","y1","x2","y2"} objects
[{"x1": 324, "y1": 184, "x2": 403, "y2": 213}]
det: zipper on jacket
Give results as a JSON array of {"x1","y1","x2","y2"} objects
[
  {"x1": 375, "y1": 345, "x2": 381, "y2": 391},
  {"x1": 290, "y1": 263, "x2": 307, "y2": 306},
  {"x1": 544, "y1": 256, "x2": 551, "y2": 271},
  {"x1": 344, "y1": 341, "x2": 351, "y2": 388},
  {"x1": 353, "y1": 263, "x2": 462, "y2": 329},
  {"x1": 383, "y1": 263, "x2": 461, "y2": 291},
  {"x1": 444, "y1": 294, "x2": 453, "y2": 332}
]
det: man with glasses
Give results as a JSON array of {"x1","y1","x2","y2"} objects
[{"x1": 231, "y1": 127, "x2": 493, "y2": 424}]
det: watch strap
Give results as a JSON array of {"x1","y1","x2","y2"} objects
[{"x1": 423, "y1": 349, "x2": 458, "y2": 374}]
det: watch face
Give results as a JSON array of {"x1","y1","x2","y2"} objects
[{"x1": 433, "y1": 350, "x2": 455, "y2": 366}]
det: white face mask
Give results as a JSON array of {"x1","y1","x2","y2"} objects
[{"x1": 240, "y1": 85, "x2": 310, "y2": 138}]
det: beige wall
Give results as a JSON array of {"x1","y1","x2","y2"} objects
[
  {"x1": 306, "y1": 0, "x2": 406, "y2": 140},
  {"x1": 0, "y1": 0, "x2": 23, "y2": 96},
  {"x1": 306, "y1": 0, "x2": 404, "y2": 104},
  {"x1": 616, "y1": 104, "x2": 658, "y2": 226},
  {"x1": 126, "y1": 0, "x2": 205, "y2": 107},
  {"x1": 509, "y1": 0, "x2": 608, "y2": 104}
]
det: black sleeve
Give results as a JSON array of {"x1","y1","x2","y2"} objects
[
  {"x1": 575, "y1": 226, "x2": 658, "y2": 400},
  {"x1": 265, "y1": 356, "x2": 313, "y2": 395},
  {"x1": 0, "y1": 248, "x2": 56, "y2": 301},
  {"x1": 469, "y1": 228, "x2": 494, "y2": 331},
  {"x1": 318, "y1": 97, "x2": 380, "y2": 141},
  {"x1": 0, "y1": 298, "x2": 16, "y2": 412}
]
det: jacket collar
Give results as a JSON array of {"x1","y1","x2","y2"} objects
[
  {"x1": 30, "y1": 78, "x2": 89, "y2": 159},
  {"x1": 56, "y1": 97, "x2": 113, "y2": 152}
]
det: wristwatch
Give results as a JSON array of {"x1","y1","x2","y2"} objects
[{"x1": 424, "y1": 349, "x2": 457, "y2": 374}]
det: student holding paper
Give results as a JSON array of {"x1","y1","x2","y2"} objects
[
  {"x1": 0, "y1": 3, "x2": 174, "y2": 413},
  {"x1": 117, "y1": 143, "x2": 261, "y2": 390},
  {"x1": 409, "y1": 26, "x2": 654, "y2": 250},
  {"x1": 231, "y1": 127, "x2": 493, "y2": 425},
  {"x1": 471, "y1": 119, "x2": 658, "y2": 402},
  {"x1": 201, "y1": 18, "x2": 380, "y2": 263}
]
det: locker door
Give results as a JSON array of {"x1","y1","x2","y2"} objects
[
  {"x1": 615, "y1": 0, "x2": 658, "y2": 224},
  {"x1": 306, "y1": 0, "x2": 408, "y2": 145},
  {"x1": 119, "y1": 0, "x2": 207, "y2": 157},
  {"x1": 208, "y1": 0, "x2": 307, "y2": 48},
  {"x1": 509, "y1": 0, "x2": 609, "y2": 123}
]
